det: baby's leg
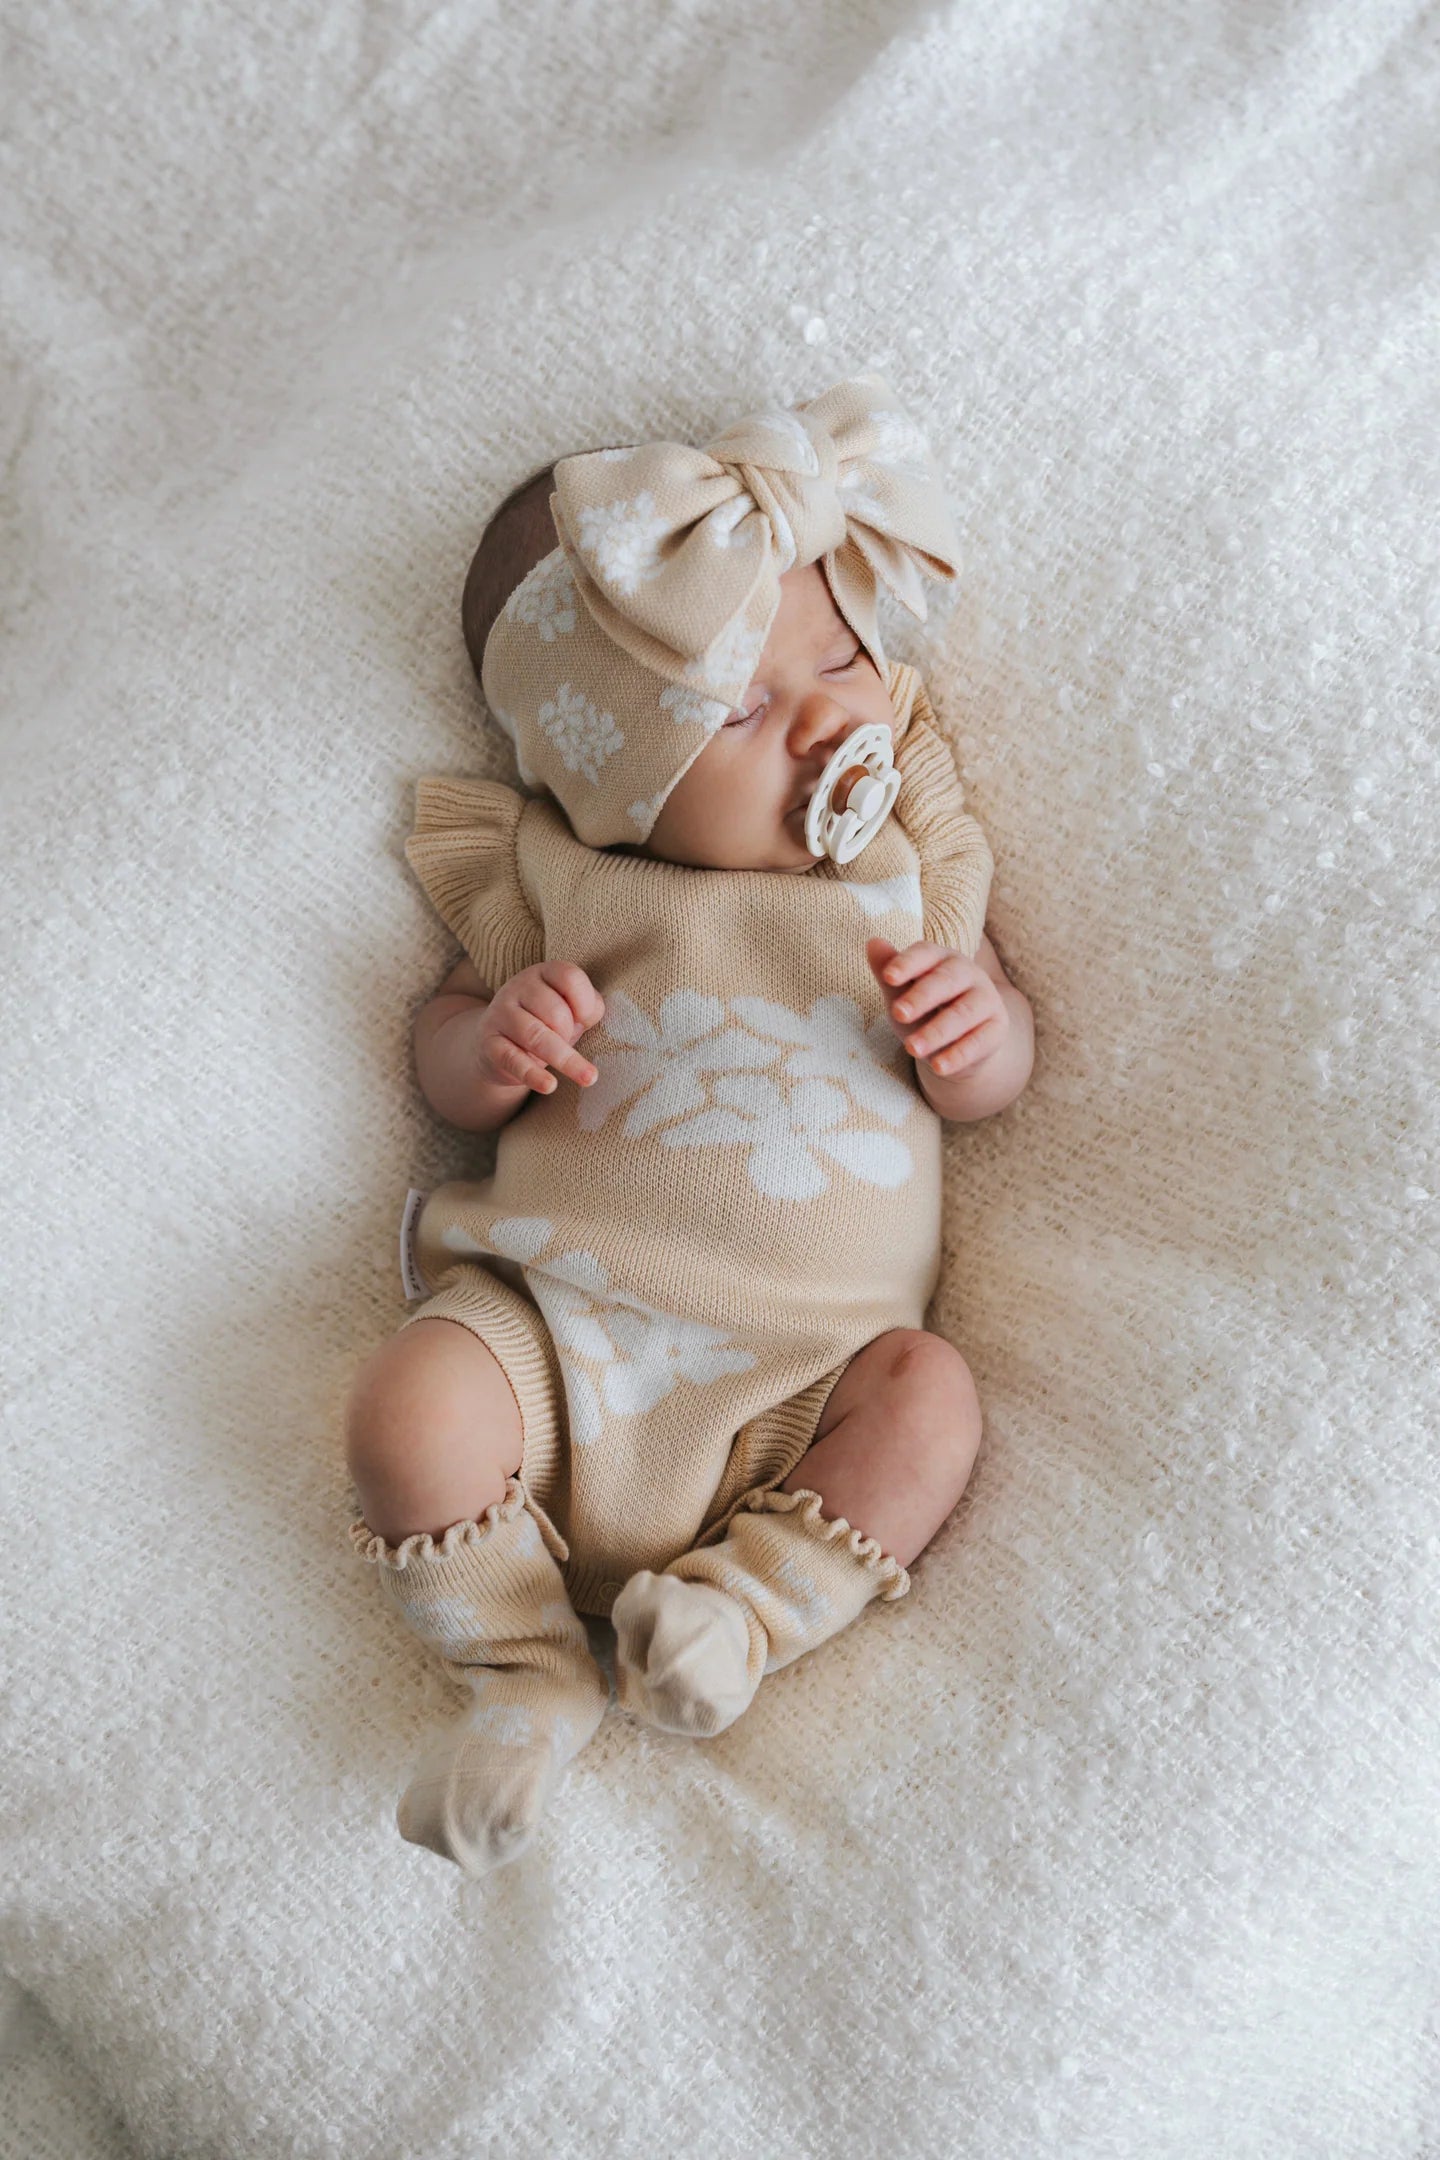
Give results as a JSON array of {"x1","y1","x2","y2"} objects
[
  {"x1": 346, "y1": 1316, "x2": 524, "y2": 1543},
  {"x1": 346, "y1": 1318, "x2": 607, "y2": 1875},
  {"x1": 777, "y1": 1325, "x2": 982, "y2": 1568},
  {"x1": 613, "y1": 1328, "x2": 979, "y2": 1737}
]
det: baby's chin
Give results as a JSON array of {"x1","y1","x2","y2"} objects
[{"x1": 740, "y1": 814, "x2": 821, "y2": 873}]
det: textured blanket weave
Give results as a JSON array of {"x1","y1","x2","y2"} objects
[{"x1": 1, "y1": 3, "x2": 1437, "y2": 2156}]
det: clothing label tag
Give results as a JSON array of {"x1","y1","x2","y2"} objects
[{"x1": 399, "y1": 1188, "x2": 431, "y2": 1302}]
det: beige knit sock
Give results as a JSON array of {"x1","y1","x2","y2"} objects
[
  {"x1": 350, "y1": 1476, "x2": 609, "y2": 1876},
  {"x1": 611, "y1": 1486, "x2": 911, "y2": 1739}
]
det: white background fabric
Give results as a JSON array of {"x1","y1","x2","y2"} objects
[{"x1": 3, "y1": 3, "x2": 1438, "y2": 2154}]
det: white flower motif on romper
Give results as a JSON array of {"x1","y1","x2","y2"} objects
[
  {"x1": 489, "y1": 1218, "x2": 554, "y2": 1265},
  {"x1": 504, "y1": 550, "x2": 577, "y2": 639},
  {"x1": 663, "y1": 1069, "x2": 913, "y2": 1199},
  {"x1": 521, "y1": 1268, "x2": 609, "y2": 1447},
  {"x1": 527, "y1": 1256, "x2": 756, "y2": 1447},
  {"x1": 731, "y1": 992, "x2": 918, "y2": 1125},
  {"x1": 574, "y1": 490, "x2": 669, "y2": 595},
  {"x1": 576, "y1": 988, "x2": 778, "y2": 1136},
  {"x1": 537, "y1": 682, "x2": 624, "y2": 784},
  {"x1": 838, "y1": 872, "x2": 924, "y2": 924},
  {"x1": 490, "y1": 1218, "x2": 755, "y2": 1447}
]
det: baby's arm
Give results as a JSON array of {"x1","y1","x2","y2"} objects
[{"x1": 413, "y1": 954, "x2": 604, "y2": 1133}]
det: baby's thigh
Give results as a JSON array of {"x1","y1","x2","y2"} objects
[
  {"x1": 344, "y1": 1317, "x2": 524, "y2": 1544},
  {"x1": 804, "y1": 1327, "x2": 982, "y2": 1511},
  {"x1": 781, "y1": 1328, "x2": 982, "y2": 1567}
]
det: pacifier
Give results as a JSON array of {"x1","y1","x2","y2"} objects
[{"x1": 803, "y1": 723, "x2": 901, "y2": 865}]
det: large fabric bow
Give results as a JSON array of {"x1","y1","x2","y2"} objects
[{"x1": 547, "y1": 371, "x2": 962, "y2": 709}]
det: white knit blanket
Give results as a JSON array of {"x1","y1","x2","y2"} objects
[{"x1": 3, "y1": 5, "x2": 1437, "y2": 2155}]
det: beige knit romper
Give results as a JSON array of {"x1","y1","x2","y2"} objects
[{"x1": 396, "y1": 661, "x2": 993, "y2": 1621}]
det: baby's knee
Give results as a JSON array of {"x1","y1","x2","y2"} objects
[
  {"x1": 344, "y1": 1318, "x2": 523, "y2": 1496},
  {"x1": 880, "y1": 1321, "x2": 980, "y2": 1408},
  {"x1": 887, "y1": 1329, "x2": 982, "y2": 1471}
]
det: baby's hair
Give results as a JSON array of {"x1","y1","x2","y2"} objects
[
  {"x1": 461, "y1": 444, "x2": 640, "y2": 687},
  {"x1": 461, "y1": 462, "x2": 558, "y2": 688}
]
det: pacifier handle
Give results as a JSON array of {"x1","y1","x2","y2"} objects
[
  {"x1": 830, "y1": 764, "x2": 873, "y2": 814},
  {"x1": 804, "y1": 723, "x2": 902, "y2": 865}
]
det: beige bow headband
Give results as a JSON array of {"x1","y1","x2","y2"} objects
[{"x1": 480, "y1": 372, "x2": 962, "y2": 849}]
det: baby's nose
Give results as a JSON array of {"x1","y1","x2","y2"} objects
[{"x1": 789, "y1": 693, "x2": 853, "y2": 758}]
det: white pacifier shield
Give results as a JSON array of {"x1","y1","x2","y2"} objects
[{"x1": 804, "y1": 723, "x2": 901, "y2": 865}]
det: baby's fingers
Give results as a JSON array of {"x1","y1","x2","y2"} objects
[
  {"x1": 517, "y1": 971, "x2": 593, "y2": 1045},
  {"x1": 885, "y1": 959, "x2": 975, "y2": 1032},
  {"x1": 542, "y1": 960, "x2": 606, "y2": 1032},
  {"x1": 869, "y1": 936, "x2": 948, "y2": 989},
  {"x1": 492, "y1": 1015, "x2": 597, "y2": 1093}
]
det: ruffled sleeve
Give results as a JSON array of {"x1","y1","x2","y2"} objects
[
  {"x1": 403, "y1": 777, "x2": 546, "y2": 991},
  {"x1": 891, "y1": 677, "x2": 994, "y2": 959}
]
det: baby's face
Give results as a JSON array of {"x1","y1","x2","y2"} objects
[{"x1": 625, "y1": 562, "x2": 896, "y2": 874}]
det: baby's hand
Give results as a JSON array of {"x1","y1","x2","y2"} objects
[
  {"x1": 479, "y1": 962, "x2": 605, "y2": 1096},
  {"x1": 867, "y1": 935, "x2": 1008, "y2": 1078}
]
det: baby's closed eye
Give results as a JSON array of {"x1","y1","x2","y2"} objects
[{"x1": 722, "y1": 643, "x2": 868, "y2": 729}]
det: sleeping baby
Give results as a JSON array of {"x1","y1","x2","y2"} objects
[{"x1": 345, "y1": 373, "x2": 1035, "y2": 1878}]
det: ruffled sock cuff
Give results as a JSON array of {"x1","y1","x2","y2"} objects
[
  {"x1": 739, "y1": 1485, "x2": 912, "y2": 1602},
  {"x1": 349, "y1": 1473, "x2": 553, "y2": 1571}
]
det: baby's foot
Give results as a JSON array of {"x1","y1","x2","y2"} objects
[
  {"x1": 611, "y1": 1571, "x2": 758, "y2": 1738},
  {"x1": 397, "y1": 1660, "x2": 608, "y2": 1875}
]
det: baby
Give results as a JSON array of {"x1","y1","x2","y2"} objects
[{"x1": 345, "y1": 374, "x2": 1035, "y2": 1878}]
